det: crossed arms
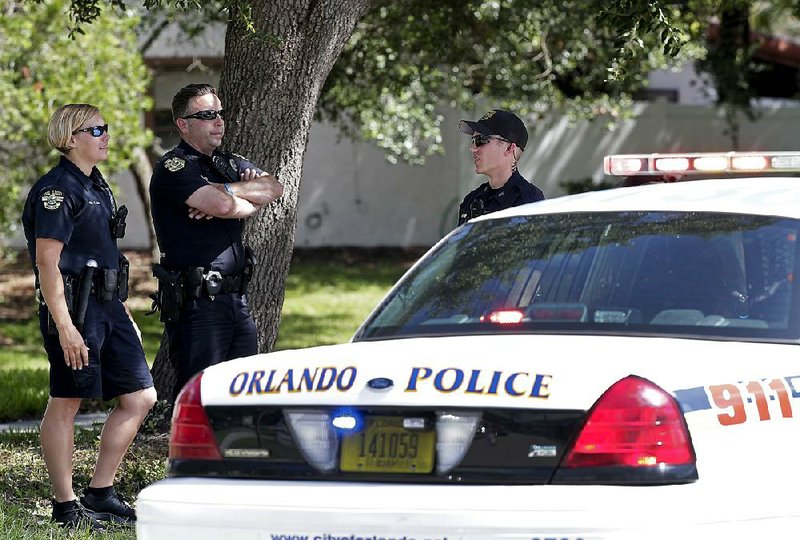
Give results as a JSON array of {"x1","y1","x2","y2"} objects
[{"x1": 186, "y1": 168, "x2": 284, "y2": 220}]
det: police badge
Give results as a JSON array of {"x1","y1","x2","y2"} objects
[
  {"x1": 164, "y1": 156, "x2": 185, "y2": 172},
  {"x1": 41, "y1": 189, "x2": 65, "y2": 210}
]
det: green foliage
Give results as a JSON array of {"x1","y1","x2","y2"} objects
[
  {"x1": 22, "y1": 0, "x2": 780, "y2": 167},
  {"x1": 0, "y1": 425, "x2": 164, "y2": 539},
  {"x1": 0, "y1": 317, "x2": 40, "y2": 349},
  {"x1": 0, "y1": 497, "x2": 135, "y2": 539},
  {"x1": 275, "y1": 252, "x2": 410, "y2": 350},
  {"x1": 318, "y1": 0, "x2": 704, "y2": 164},
  {"x1": 131, "y1": 308, "x2": 166, "y2": 362},
  {"x1": 0, "y1": 0, "x2": 152, "y2": 238},
  {"x1": 16, "y1": 0, "x2": 800, "y2": 167},
  {"x1": 138, "y1": 399, "x2": 173, "y2": 434},
  {"x1": 0, "y1": 369, "x2": 49, "y2": 422}
]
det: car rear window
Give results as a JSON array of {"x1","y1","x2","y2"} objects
[{"x1": 356, "y1": 211, "x2": 800, "y2": 342}]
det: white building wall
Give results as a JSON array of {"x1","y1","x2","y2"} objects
[
  {"x1": 646, "y1": 65, "x2": 714, "y2": 105},
  {"x1": 7, "y1": 103, "x2": 800, "y2": 251},
  {"x1": 296, "y1": 102, "x2": 800, "y2": 248}
]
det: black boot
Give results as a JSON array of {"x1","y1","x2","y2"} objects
[
  {"x1": 51, "y1": 499, "x2": 106, "y2": 530},
  {"x1": 80, "y1": 486, "x2": 136, "y2": 523}
]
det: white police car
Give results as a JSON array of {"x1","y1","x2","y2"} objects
[{"x1": 137, "y1": 152, "x2": 800, "y2": 540}]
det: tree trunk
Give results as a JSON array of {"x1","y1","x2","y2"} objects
[
  {"x1": 128, "y1": 146, "x2": 159, "y2": 261},
  {"x1": 150, "y1": 0, "x2": 370, "y2": 397},
  {"x1": 151, "y1": 332, "x2": 175, "y2": 401}
]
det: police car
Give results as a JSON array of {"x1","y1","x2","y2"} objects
[{"x1": 137, "y1": 152, "x2": 800, "y2": 540}]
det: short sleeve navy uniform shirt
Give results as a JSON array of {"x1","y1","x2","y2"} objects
[
  {"x1": 22, "y1": 156, "x2": 121, "y2": 276},
  {"x1": 149, "y1": 140, "x2": 263, "y2": 275}
]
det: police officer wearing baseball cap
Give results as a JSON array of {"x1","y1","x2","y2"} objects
[{"x1": 457, "y1": 109, "x2": 544, "y2": 226}]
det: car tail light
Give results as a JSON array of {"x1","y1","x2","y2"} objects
[
  {"x1": 563, "y1": 375, "x2": 695, "y2": 469},
  {"x1": 169, "y1": 372, "x2": 222, "y2": 461}
]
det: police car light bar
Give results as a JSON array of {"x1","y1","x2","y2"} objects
[{"x1": 604, "y1": 151, "x2": 800, "y2": 176}]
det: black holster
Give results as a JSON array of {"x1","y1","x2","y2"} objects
[
  {"x1": 152, "y1": 263, "x2": 184, "y2": 323},
  {"x1": 96, "y1": 269, "x2": 118, "y2": 303},
  {"x1": 118, "y1": 254, "x2": 130, "y2": 302},
  {"x1": 186, "y1": 267, "x2": 204, "y2": 300},
  {"x1": 243, "y1": 246, "x2": 256, "y2": 293}
]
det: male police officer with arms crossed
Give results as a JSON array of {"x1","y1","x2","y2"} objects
[
  {"x1": 149, "y1": 83, "x2": 283, "y2": 402},
  {"x1": 457, "y1": 109, "x2": 544, "y2": 226}
]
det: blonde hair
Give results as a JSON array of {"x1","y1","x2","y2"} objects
[{"x1": 47, "y1": 104, "x2": 100, "y2": 154}]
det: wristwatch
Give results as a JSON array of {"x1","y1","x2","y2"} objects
[{"x1": 223, "y1": 183, "x2": 234, "y2": 196}]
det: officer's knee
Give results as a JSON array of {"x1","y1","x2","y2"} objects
[
  {"x1": 120, "y1": 387, "x2": 157, "y2": 418},
  {"x1": 44, "y1": 397, "x2": 83, "y2": 422},
  {"x1": 140, "y1": 386, "x2": 158, "y2": 412}
]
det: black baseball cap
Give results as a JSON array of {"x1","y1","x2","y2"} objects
[{"x1": 459, "y1": 109, "x2": 528, "y2": 151}]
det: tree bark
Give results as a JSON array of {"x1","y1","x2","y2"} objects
[
  {"x1": 128, "y1": 146, "x2": 159, "y2": 261},
  {"x1": 150, "y1": 0, "x2": 370, "y2": 397},
  {"x1": 151, "y1": 332, "x2": 175, "y2": 401}
]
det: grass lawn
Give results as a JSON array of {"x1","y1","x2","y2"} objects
[{"x1": 0, "y1": 248, "x2": 417, "y2": 539}]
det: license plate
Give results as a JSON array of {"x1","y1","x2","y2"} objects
[{"x1": 340, "y1": 416, "x2": 435, "y2": 473}]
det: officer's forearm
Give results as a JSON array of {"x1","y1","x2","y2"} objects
[
  {"x1": 188, "y1": 184, "x2": 261, "y2": 219},
  {"x1": 228, "y1": 174, "x2": 283, "y2": 205},
  {"x1": 227, "y1": 197, "x2": 262, "y2": 219},
  {"x1": 37, "y1": 261, "x2": 74, "y2": 331},
  {"x1": 201, "y1": 192, "x2": 262, "y2": 219}
]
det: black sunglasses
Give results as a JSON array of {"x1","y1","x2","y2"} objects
[
  {"x1": 72, "y1": 124, "x2": 109, "y2": 137},
  {"x1": 182, "y1": 109, "x2": 225, "y2": 121},
  {"x1": 471, "y1": 133, "x2": 510, "y2": 147}
]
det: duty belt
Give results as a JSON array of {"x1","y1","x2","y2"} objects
[
  {"x1": 179, "y1": 267, "x2": 247, "y2": 300},
  {"x1": 205, "y1": 271, "x2": 245, "y2": 296},
  {"x1": 37, "y1": 270, "x2": 126, "y2": 307},
  {"x1": 151, "y1": 261, "x2": 252, "y2": 323}
]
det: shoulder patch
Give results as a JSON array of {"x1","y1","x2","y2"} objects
[
  {"x1": 164, "y1": 156, "x2": 186, "y2": 172},
  {"x1": 40, "y1": 189, "x2": 65, "y2": 211},
  {"x1": 229, "y1": 158, "x2": 238, "y2": 172}
]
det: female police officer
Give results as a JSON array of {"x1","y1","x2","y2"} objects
[{"x1": 21, "y1": 104, "x2": 156, "y2": 529}]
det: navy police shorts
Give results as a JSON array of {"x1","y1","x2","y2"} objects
[{"x1": 39, "y1": 298, "x2": 154, "y2": 401}]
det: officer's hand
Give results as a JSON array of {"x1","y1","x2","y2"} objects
[
  {"x1": 240, "y1": 168, "x2": 259, "y2": 183},
  {"x1": 188, "y1": 207, "x2": 214, "y2": 220},
  {"x1": 57, "y1": 322, "x2": 89, "y2": 370}
]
